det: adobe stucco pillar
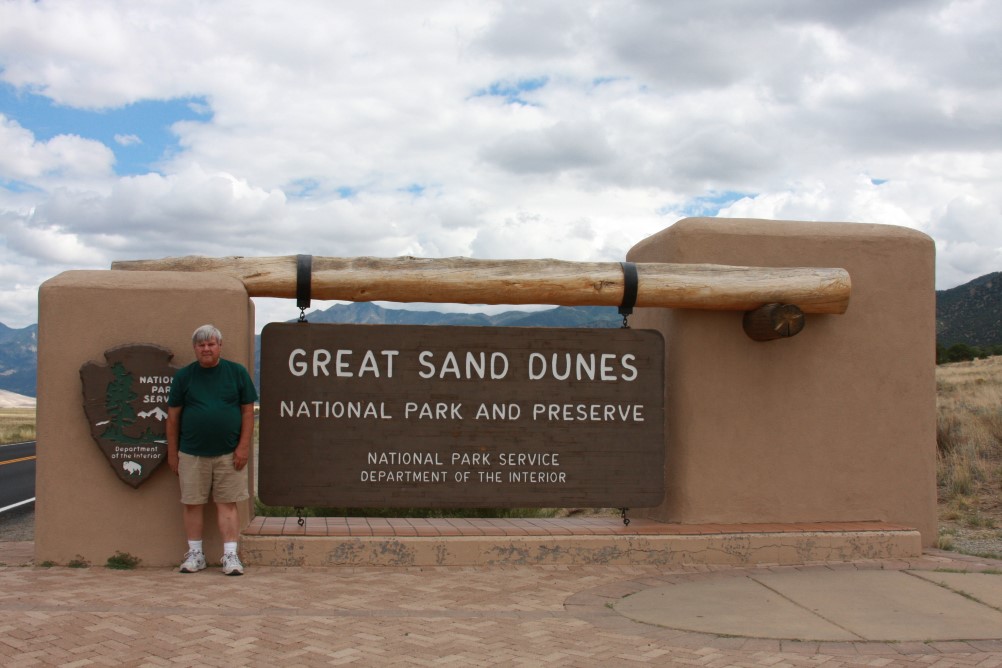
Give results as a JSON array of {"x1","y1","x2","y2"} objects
[
  {"x1": 628, "y1": 218, "x2": 937, "y2": 544},
  {"x1": 36, "y1": 270, "x2": 255, "y2": 567}
]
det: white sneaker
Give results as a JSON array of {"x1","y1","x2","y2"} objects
[
  {"x1": 179, "y1": 550, "x2": 206, "y2": 573},
  {"x1": 221, "y1": 552, "x2": 244, "y2": 576}
]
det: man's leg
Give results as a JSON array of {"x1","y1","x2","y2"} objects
[
  {"x1": 212, "y1": 453, "x2": 249, "y2": 575},
  {"x1": 215, "y1": 501, "x2": 239, "y2": 543},
  {"x1": 178, "y1": 453, "x2": 209, "y2": 573},
  {"x1": 182, "y1": 503, "x2": 205, "y2": 540},
  {"x1": 178, "y1": 503, "x2": 207, "y2": 573},
  {"x1": 216, "y1": 501, "x2": 244, "y2": 575}
]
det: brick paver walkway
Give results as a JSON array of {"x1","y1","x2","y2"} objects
[{"x1": 2, "y1": 548, "x2": 1001, "y2": 666}]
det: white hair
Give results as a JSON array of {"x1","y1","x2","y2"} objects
[{"x1": 192, "y1": 324, "x2": 223, "y2": 344}]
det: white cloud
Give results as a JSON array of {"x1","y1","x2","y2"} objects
[
  {"x1": 480, "y1": 121, "x2": 615, "y2": 174},
  {"x1": 0, "y1": 114, "x2": 115, "y2": 184},
  {"x1": 3, "y1": 217, "x2": 99, "y2": 265},
  {"x1": 0, "y1": 0, "x2": 999, "y2": 331},
  {"x1": 114, "y1": 134, "x2": 141, "y2": 146}
]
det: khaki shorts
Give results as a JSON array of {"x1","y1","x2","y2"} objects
[{"x1": 178, "y1": 452, "x2": 249, "y2": 505}]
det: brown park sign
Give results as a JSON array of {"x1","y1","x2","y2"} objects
[
  {"x1": 258, "y1": 323, "x2": 665, "y2": 508},
  {"x1": 80, "y1": 344, "x2": 178, "y2": 488}
]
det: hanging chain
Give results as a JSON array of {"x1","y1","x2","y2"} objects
[{"x1": 295, "y1": 506, "x2": 305, "y2": 527}]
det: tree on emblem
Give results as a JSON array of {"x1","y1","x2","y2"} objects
[
  {"x1": 100, "y1": 360, "x2": 159, "y2": 444},
  {"x1": 102, "y1": 363, "x2": 139, "y2": 441}
]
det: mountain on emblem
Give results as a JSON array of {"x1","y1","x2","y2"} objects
[
  {"x1": 138, "y1": 407, "x2": 168, "y2": 421},
  {"x1": 80, "y1": 344, "x2": 179, "y2": 488}
]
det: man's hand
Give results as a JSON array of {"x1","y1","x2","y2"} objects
[
  {"x1": 166, "y1": 406, "x2": 182, "y2": 475},
  {"x1": 235, "y1": 402, "x2": 254, "y2": 471},
  {"x1": 233, "y1": 444, "x2": 249, "y2": 471}
]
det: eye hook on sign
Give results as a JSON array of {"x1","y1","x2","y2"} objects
[
  {"x1": 618, "y1": 262, "x2": 638, "y2": 329},
  {"x1": 620, "y1": 507, "x2": 630, "y2": 526}
]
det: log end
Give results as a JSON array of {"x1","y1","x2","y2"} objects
[{"x1": 743, "y1": 303, "x2": 806, "y2": 341}]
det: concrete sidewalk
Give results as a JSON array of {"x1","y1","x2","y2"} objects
[
  {"x1": 615, "y1": 564, "x2": 1002, "y2": 643},
  {"x1": 1, "y1": 543, "x2": 1001, "y2": 666}
]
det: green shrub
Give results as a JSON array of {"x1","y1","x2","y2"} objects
[{"x1": 106, "y1": 551, "x2": 141, "y2": 570}]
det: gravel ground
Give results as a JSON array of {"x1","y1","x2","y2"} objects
[
  {"x1": 0, "y1": 503, "x2": 35, "y2": 542},
  {"x1": 943, "y1": 525, "x2": 1002, "y2": 559}
]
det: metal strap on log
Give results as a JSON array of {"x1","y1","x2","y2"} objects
[
  {"x1": 295, "y1": 254, "x2": 311, "y2": 322},
  {"x1": 110, "y1": 255, "x2": 850, "y2": 340}
]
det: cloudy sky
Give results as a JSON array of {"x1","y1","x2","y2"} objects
[{"x1": 1, "y1": 0, "x2": 999, "y2": 331}]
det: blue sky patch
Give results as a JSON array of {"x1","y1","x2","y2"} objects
[
  {"x1": 287, "y1": 178, "x2": 321, "y2": 198},
  {"x1": 0, "y1": 178, "x2": 44, "y2": 194},
  {"x1": 471, "y1": 77, "x2": 548, "y2": 105},
  {"x1": 284, "y1": 179, "x2": 358, "y2": 199},
  {"x1": 0, "y1": 83, "x2": 211, "y2": 176},
  {"x1": 871, "y1": 178, "x2": 888, "y2": 185},
  {"x1": 592, "y1": 76, "x2": 626, "y2": 87},
  {"x1": 675, "y1": 191, "x2": 756, "y2": 217}
]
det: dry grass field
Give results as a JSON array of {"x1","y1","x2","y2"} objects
[
  {"x1": 936, "y1": 356, "x2": 1002, "y2": 557},
  {"x1": 0, "y1": 408, "x2": 35, "y2": 445}
]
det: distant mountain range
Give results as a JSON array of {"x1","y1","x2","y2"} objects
[
  {"x1": 935, "y1": 272, "x2": 1002, "y2": 348},
  {"x1": 0, "y1": 322, "x2": 37, "y2": 397},
  {"x1": 2, "y1": 275, "x2": 1000, "y2": 399},
  {"x1": 298, "y1": 302, "x2": 622, "y2": 329}
]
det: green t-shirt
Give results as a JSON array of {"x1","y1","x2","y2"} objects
[{"x1": 168, "y1": 358, "x2": 258, "y2": 457}]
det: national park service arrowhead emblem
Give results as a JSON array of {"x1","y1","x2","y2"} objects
[{"x1": 80, "y1": 344, "x2": 179, "y2": 488}]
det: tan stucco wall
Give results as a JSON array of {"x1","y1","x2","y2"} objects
[
  {"x1": 628, "y1": 218, "x2": 937, "y2": 544},
  {"x1": 36, "y1": 270, "x2": 255, "y2": 567},
  {"x1": 33, "y1": 217, "x2": 936, "y2": 564}
]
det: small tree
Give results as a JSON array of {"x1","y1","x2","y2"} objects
[{"x1": 103, "y1": 362, "x2": 138, "y2": 439}]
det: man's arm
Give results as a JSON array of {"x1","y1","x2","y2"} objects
[
  {"x1": 233, "y1": 403, "x2": 254, "y2": 471},
  {"x1": 166, "y1": 405, "x2": 182, "y2": 475}
]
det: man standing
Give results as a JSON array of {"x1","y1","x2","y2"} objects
[{"x1": 167, "y1": 324, "x2": 258, "y2": 575}]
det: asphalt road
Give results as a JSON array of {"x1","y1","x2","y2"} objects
[{"x1": 0, "y1": 441, "x2": 36, "y2": 512}]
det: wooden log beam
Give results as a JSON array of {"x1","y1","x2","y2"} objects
[{"x1": 110, "y1": 255, "x2": 851, "y2": 314}]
